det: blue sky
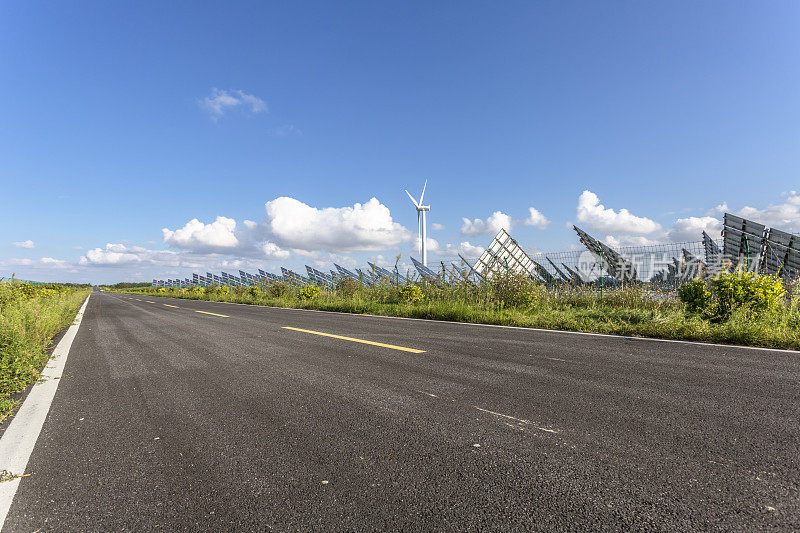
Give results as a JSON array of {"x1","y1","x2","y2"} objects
[{"x1": 1, "y1": 1, "x2": 799, "y2": 283}]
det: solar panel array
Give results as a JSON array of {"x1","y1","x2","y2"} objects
[
  {"x1": 305, "y1": 266, "x2": 335, "y2": 289},
  {"x1": 153, "y1": 212, "x2": 800, "y2": 290}
]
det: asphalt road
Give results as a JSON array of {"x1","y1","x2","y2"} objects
[{"x1": 4, "y1": 291, "x2": 800, "y2": 531}]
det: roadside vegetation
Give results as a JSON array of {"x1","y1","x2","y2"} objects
[
  {"x1": 110, "y1": 270, "x2": 800, "y2": 350},
  {"x1": 0, "y1": 280, "x2": 90, "y2": 422}
]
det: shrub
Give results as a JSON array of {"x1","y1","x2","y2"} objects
[
  {"x1": 710, "y1": 271, "x2": 785, "y2": 319},
  {"x1": 157, "y1": 287, "x2": 166, "y2": 293},
  {"x1": 248, "y1": 286, "x2": 261, "y2": 297},
  {"x1": 215, "y1": 286, "x2": 230, "y2": 296},
  {"x1": 490, "y1": 272, "x2": 541, "y2": 308},
  {"x1": 679, "y1": 278, "x2": 712, "y2": 316},
  {"x1": 269, "y1": 282, "x2": 291, "y2": 298},
  {"x1": 399, "y1": 284, "x2": 424, "y2": 304},
  {"x1": 336, "y1": 278, "x2": 361, "y2": 298},
  {"x1": 191, "y1": 286, "x2": 205, "y2": 294},
  {"x1": 298, "y1": 285, "x2": 321, "y2": 300}
]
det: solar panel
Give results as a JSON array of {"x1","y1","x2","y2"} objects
[
  {"x1": 531, "y1": 261, "x2": 557, "y2": 284},
  {"x1": 333, "y1": 263, "x2": 361, "y2": 284},
  {"x1": 573, "y1": 226, "x2": 637, "y2": 282},
  {"x1": 411, "y1": 256, "x2": 440, "y2": 281},
  {"x1": 762, "y1": 227, "x2": 800, "y2": 279},
  {"x1": 472, "y1": 229, "x2": 537, "y2": 280},
  {"x1": 545, "y1": 257, "x2": 571, "y2": 282},
  {"x1": 722, "y1": 213, "x2": 765, "y2": 272},
  {"x1": 561, "y1": 262, "x2": 585, "y2": 284}
]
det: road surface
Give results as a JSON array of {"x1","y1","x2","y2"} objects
[{"x1": 3, "y1": 291, "x2": 799, "y2": 530}]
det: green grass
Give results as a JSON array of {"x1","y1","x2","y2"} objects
[
  {"x1": 0, "y1": 283, "x2": 90, "y2": 422},
  {"x1": 110, "y1": 280, "x2": 800, "y2": 351}
]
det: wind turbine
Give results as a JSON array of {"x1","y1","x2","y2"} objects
[{"x1": 405, "y1": 180, "x2": 430, "y2": 266}]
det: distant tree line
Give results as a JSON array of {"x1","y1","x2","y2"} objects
[{"x1": 103, "y1": 282, "x2": 153, "y2": 289}]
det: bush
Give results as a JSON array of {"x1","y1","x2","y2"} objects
[
  {"x1": 298, "y1": 285, "x2": 321, "y2": 300},
  {"x1": 490, "y1": 272, "x2": 541, "y2": 308},
  {"x1": 215, "y1": 286, "x2": 230, "y2": 296},
  {"x1": 336, "y1": 278, "x2": 361, "y2": 298},
  {"x1": 399, "y1": 284, "x2": 424, "y2": 304},
  {"x1": 157, "y1": 287, "x2": 167, "y2": 293},
  {"x1": 248, "y1": 286, "x2": 261, "y2": 297},
  {"x1": 710, "y1": 271, "x2": 785, "y2": 319},
  {"x1": 679, "y1": 278, "x2": 712, "y2": 316},
  {"x1": 270, "y1": 282, "x2": 291, "y2": 298}
]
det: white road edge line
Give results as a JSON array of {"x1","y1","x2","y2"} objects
[
  {"x1": 111, "y1": 293, "x2": 799, "y2": 355},
  {"x1": 0, "y1": 293, "x2": 91, "y2": 529}
]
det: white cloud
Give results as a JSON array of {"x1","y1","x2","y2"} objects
[
  {"x1": 199, "y1": 88, "x2": 267, "y2": 120},
  {"x1": 415, "y1": 237, "x2": 439, "y2": 253},
  {"x1": 431, "y1": 223, "x2": 445, "y2": 231},
  {"x1": 443, "y1": 241, "x2": 484, "y2": 259},
  {"x1": 735, "y1": 191, "x2": 800, "y2": 232},
  {"x1": 261, "y1": 242, "x2": 290, "y2": 260},
  {"x1": 522, "y1": 207, "x2": 550, "y2": 229},
  {"x1": 79, "y1": 243, "x2": 181, "y2": 267},
  {"x1": 576, "y1": 190, "x2": 661, "y2": 234},
  {"x1": 12, "y1": 240, "x2": 34, "y2": 249},
  {"x1": 668, "y1": 216, "x2": 722, "y2": 242},
  {"x1": 604, "y1": 235, "x2": 663, "y2": 248},
  {"x1": 39, "y1": 257, "x2": 69, "y2": 268},
  {"x1": 162, "y1": 216, "x2": 239, "y2": 252},
  {"x1": 461, "y1": 211, "x2": 513, "y2": 236},
  {"x1": 264, "y1": 197, "x2": 411, "y2": 251}
]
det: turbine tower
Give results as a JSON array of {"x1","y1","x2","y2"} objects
[{"x1": 405, "y1": 180, "x2": 430, "y2": 266}]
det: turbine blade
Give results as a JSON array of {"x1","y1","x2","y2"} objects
[
  {"x1": 419, "y1": 179, "x2": 427, "y2": 205},
  {"x1": 405, "y1": 189, "x2": 420, "y2": 208}
]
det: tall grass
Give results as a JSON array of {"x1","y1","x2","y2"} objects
[
  {"x1": 0, "y1": 282, "x2": 90, "y2": 422},
  {"x1": 112, "y1": 274, "x2": 800, "y2": 350}
]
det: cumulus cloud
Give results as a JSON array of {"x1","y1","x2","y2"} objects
[
  {"x1": 668, "y1": 216, "x2": 722, "y2": 242},
  {"x1": 735, "y1": 191, "x2": 800, "y2": 232},
  {"x1": 443, "y1": 241, "x2": 484, "y2": 259},
  {"x1": 79, "y1": 243, "x2": 181, "y2": 267},
  {"x1": 522, "y1": 207, "x2": 550, "y2": 229},
  {"x1": 415, "y1": 237, "x2": 439, "y2": 253},
  {"x1": 261, "y1": 242, "x2": 290, "y2": 260},
  {"x1": 460, "y1": 206, "x2": 549, "y2": 235},
  {"x1": 199, "y1": 88, "x2": 267, "y2": 120},
  {"x1": 576, "y1": 190, "x2": 661, "y2": 234},
  {"x1": 604, "y1": 235, "x2": 664, "y2": 248},
  {"x1": 162, "y1": 216, "x2": 239, "y2": 252},
  {"x1": 461, "y1": 211, "x2": 513, "y2": 236},
  {"x1": 12, "y1": 240, "x2": 34, "y2": 249},
  {"x1": 264, "y1": 197, "x2": 411, "y2": 251},
  {"x1": 431, "y1": 223, "x2": 445, "y2": 231}
]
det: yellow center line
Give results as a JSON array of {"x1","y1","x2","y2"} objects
[
  {"x1": 195, "y1": 310, "x2": 230, "y2": 318},
  {"x1": 145, "y1": 300, "x2": 156, "y2": 303},
  {"x1": 282, "y1": 326, "x2": 425, "y2": 354},
  {"x1": 163, "y1": 304, "x2": 179, "y2": 308}
]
